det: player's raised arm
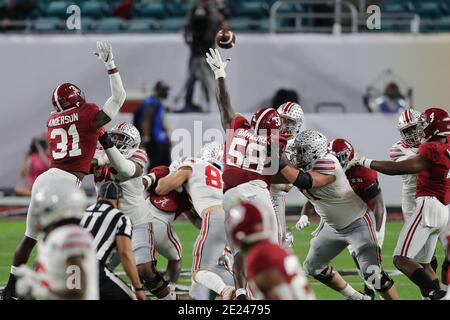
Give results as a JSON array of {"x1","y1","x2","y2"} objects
[
  {"x1": 206, "y1": 48, "x2": 235, "y2": 130},
  {"x1": 357, "y1": 154, "x2": 432, "y2": 176},
  {"x1": 93, "y1": 41, "x2": 127, "y2": 129}
]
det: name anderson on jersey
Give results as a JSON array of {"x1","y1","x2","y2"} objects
[{"x1": 48, "y1": 113, "x2": 79, "y2": 127}]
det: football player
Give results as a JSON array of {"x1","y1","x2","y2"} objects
[
  {"x1": 156, "y1": 142, "x2": 236, "y2": 299},
  {"x1": 2, "y1": 41, "x2": 126, "y2": 300},
  {"x1": 206, "y1": 48, "x2": 337, "y2": 299},
  {"x1": 391, "y1": 109, "x2": 449, "y2": 291},
  {"x1": 271, "y1": 102, "x2": 305, "y2": 248},
  {"x1": 297, "y1": 138, "x2": 388, "y2": 298},
  {"x1": 226, "y1": 201, "x2": 314, "y2": 300},
  {"x1": 144, "y1": 165, "x2": 196, "y2": 288},
  {"x1": 356, "y1": 107, "x2": 450, "y2": 300},
  {"x1": 93, "y1": 122, "x2": 175, "y2": 300},
  {"x1": 293, "y1": 130, "x2": 399, "y2": 300},
  {"x1": 15, "y1": 181, "x2": 98, "y2": 300}
]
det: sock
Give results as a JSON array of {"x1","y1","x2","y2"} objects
[
  {"x1": 193, "y1": 270, "x2": 227, "y2": 295},
  {"x1": 160, "y1": 291, "x2": 176, "y2": 300},
  {"x1": 410, "y1": 268, "x2": 439, "y2": 296},
  {"x1": 430, "y1": 256, "x2": 438, "y2": 273},
  {"x1": 432, "y1": 278, "x2": 440, "y2": 290},
  {"x1": 340, "y1": 284, "x2": 360, "y2": 299},
  {"x1": 11, "y1": 266, "x2": 18, "y2": 276}
]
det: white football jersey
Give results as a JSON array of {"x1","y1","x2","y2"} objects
[
  {"x1": 173, "y1": 157, "x2": 223, "y2": 217},
  {"x1": 94, "y1": 148, "x2": 152, "y2": 226},
  {"x1": 36, "y1": 225, "x2": 98, "y2": 300},
  {"x1": 302, "y1": 154, "x2": 367, "y2": 230},
  {"x1": 390, "y1": 140, "x2": 418, "y2": 216}
]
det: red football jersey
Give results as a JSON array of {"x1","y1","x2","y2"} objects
[
  {"x1": 346, "y1": 165, "x2": 379, "y2": 208},
  {"x1": 246, "y1": 240, "x2": 313, "y2": 299},
  {"x1": 223, "y1": 115, "x2": 286, "y2": 191},
  {"x1": 147, "y1": 166, "x2": 192, "y2": 216},
  {"x1": 417, "y1": 140, "x2": 450, "y2": 205},
  {"x1": 47, "y1": 103, "x2": 99, "y2": 174}
]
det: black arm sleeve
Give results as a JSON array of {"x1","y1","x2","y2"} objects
[
  {"x1": 293, "y1": 172, "x2": 313, "y2": 190},
  {"x1": 365, "y1": 180, "x2": 381, "y2": 200}
]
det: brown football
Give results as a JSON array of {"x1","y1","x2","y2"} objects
[{"x1": 215, "y1": 29, "x2": 236, "y2": 49}]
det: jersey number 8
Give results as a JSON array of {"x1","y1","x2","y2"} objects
[{"x1": 205, "y1": 165, "x2": 223, "y2": 189}]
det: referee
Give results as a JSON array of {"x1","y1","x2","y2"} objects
[{"x1": 81, "y1": 181, "x2": 146, "y2": 300}]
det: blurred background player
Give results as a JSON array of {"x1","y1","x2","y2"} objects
[
  {"x1": 356, "y1": 107, "x2": 450, "y2": 300},
  {"x1": 181, "y1": 0, "x2": 227, "y2": 112},
  {"x1": 93, "y1": 122, "x2": 175, "y2": 300},
  {"x1": 143, "y1": 165, "x2": 196, "y2": 289},
  {"x1": 15, "y1": 135, "x2": 50, "y2": 196},
  {"x1": 226, "y1": 201, "x2": 314, "y2": 300},
  {"x1": 293, "y1": 130, "x2": 398, "y2": 300},
  {"x1": 15, "y1": 182, "x2": 98, "y2": 300},
  {"x1": 133, "y1": 80, "x2": 172, "y2": 171},
  {"x1": 156, "y1": 141, "x2": 235, "y2": 299},
  {"x1": 81, "y1": 181, "x2": 146, "y2": 300},
  {"x1": 270, "y1": 101, "x2": 305, "y2": 248},
  {"x1": 2, "y1": 41, "x2": 126, "y2": 300}
]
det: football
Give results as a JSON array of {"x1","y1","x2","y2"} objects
[{"x1": 215, "y1": 29, "x2": 236, "y2": 49}]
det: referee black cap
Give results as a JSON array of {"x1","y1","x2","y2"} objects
[{"x1": 98, "y1": 181, "x2": 123, "y2": 200}]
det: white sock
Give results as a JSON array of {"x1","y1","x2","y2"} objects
[
  {"x1": 194, "y1": 270, "x2": 227, "y2": 295},
  {"x1": 340, "y1": 283, "x2": 360, "y2": 299},
  {"x1": 11, "y1": 266, "x2": 18, "y2": 276}
]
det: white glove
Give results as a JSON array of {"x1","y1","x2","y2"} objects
[
  {"x1": 95, "y1": 41, "x2": 116, "y2": 70},
  {"x1": 295, "y1": 215, "x2": 310, "y2": 230},
  {"x1": 206, "y1": 48, "x2": 230, "y2": 80},
  {"x1": 15, "y1": 265, "x2": 49, "y2": 300},
  {"x1": 354, "y1": 155, "x2": 373, "y2": 169}
]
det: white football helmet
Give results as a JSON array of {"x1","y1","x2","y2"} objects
[
  {"x1": 397, "y1": 109, "x2": 421, "y2": 147},
  {"x1": 199, "y1": 141, "x2": 224, "y2": 169},
  {"x1": 294, "y1": 130, "x2": 328, "y2": 170},
  {"x1": 110, "y1": 122, "x2": 141, "y2": 156},
  {"x1": 33, "y1": 181, "x2": 87, "y2": 231},
  {"x1": 277, "y1": 102, "x2": 305, "y2": 138}
]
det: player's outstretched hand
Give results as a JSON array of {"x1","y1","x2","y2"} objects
[
  {"x1": 95, "y1": 41, "x2": 116, "y2": 70},
  {"x1": 354, "y1": 155, "x2": 373, "y2": 169},
  {"x1": 295, "y1": 215, "x2": 310, "y2": 231},
  {"x1": 206, "y1": 48, "x2": 230, "y2": 80}
]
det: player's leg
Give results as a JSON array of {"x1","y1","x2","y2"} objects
[
  {"x1": 99, "y1": 265, "x2": 136, "y2": 300},
  {"x1": 304, "y1": 222, "x2": 368, "y2": 300},
  {"x1": 393, "y1": 198, "x2": 448, "y2": 299},
  {"x1": 132, "y1": 222, "x2": 175, "y2": 300},
  {"x1": 191, "y1": 211, "x2": 232, "y2": 299},
  {"x1": 270, "y1": 187, "x2": 289, "y2": 246},
  {"x1": 349, "y1": 212, "x2": 398, "y2": 300},
  {"x1": 152, "y1": 217, "x2": 182, "y2": 285}
]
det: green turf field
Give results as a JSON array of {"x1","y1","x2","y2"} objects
[{"x1": 0, "y1": 220, "x2": 446, "y2": 300}]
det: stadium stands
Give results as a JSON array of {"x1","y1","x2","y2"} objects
[{"x1": 2, "y1": 0, "x2": 450, "y2": 33}]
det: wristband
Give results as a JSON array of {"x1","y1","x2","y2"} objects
[
  {"x1": 134, "y1": 287, "x2": 144, "y2": 292},
  {"x1": 362, "y1": 158, "x2": 373, "y2": 169},
  {"x1": 142, "y1": 174, "x2": 155, "y2": 190},
  {"x1": 235, "y1": 288, "x2": 247, "y2": 299},
  {"x1": 99, "y1": 132, "x2": 114, "y2": 150}
]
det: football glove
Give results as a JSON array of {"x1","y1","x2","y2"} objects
[
  {"x1": 295, "y1": 215, "x2": 310, "y2": 230},
  {"x1": 95, "y1": 41, "x2": 116, "y2": 70},
  {"x1": 15, "y1": 265, "x2": 49, "y2": 300},
  {"x1": 206, "y1": 48, "x2": 230, "y2": 80}
]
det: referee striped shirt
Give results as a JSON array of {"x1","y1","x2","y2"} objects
[{"x1": 81, "y1": 200, "x2": 132, "y2": 265}]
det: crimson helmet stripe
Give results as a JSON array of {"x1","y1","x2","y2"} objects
[
  {"x1": 254, "y1": 108, "x2": 273, "y2": 132},
  {"x1": 283, "y1": 102, "x2": 293, "y2": 113},
  {"x1": 404, "y1": 110, "x2": 411, "y2": 124},
  {"x1": 53, "y1": 84, "x2": 63, "y2": 112}
]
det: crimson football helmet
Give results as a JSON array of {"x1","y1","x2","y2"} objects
[
  {"x1": 250, "y1": 107, "x2": 281, "y2": 136},
  {"x1": 225, "y1": 201, "x2": 272, "y2": 248},
  {"x1": 328, "y1": 138, "x2": 355, "y2": 171},
  {"x1": 417, "y1": 108, "x2": 450, "y2": 142},
  {"x1": 52, "y1": 83, "x2": 85, "y2": 112}
]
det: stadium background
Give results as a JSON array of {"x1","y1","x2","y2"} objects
[{"x1": 0, "y1": 0, "x2": 450, "y2": 299}]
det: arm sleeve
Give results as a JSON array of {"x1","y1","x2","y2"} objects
[
  {"x1": 129, "y1": 149, "x2": 148, "y2": 168},
  {"x1": 101, "y1": 72, "x2": 126, "y2": 120},
  {"x1": 311, "y1": 158, "x2": 337, "y2": 175}
]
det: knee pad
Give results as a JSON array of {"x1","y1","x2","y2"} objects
[
  {"x1": 313, "y1": 266, "x2": 336, "y2": 284},
  {"x1": 143, "y1": 270, "x2": 169, "y2": 295},
  {"x1": 365, "y1": 271, "x2": 394, "y2": 293}
]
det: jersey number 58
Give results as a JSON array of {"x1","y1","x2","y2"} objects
[{"x1": 227, "y1": 137, "x2": 266, "y2": 173}]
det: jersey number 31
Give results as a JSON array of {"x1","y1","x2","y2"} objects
[{"x1": 50, "y1": 124, "x2": 82, "y2": 159}]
